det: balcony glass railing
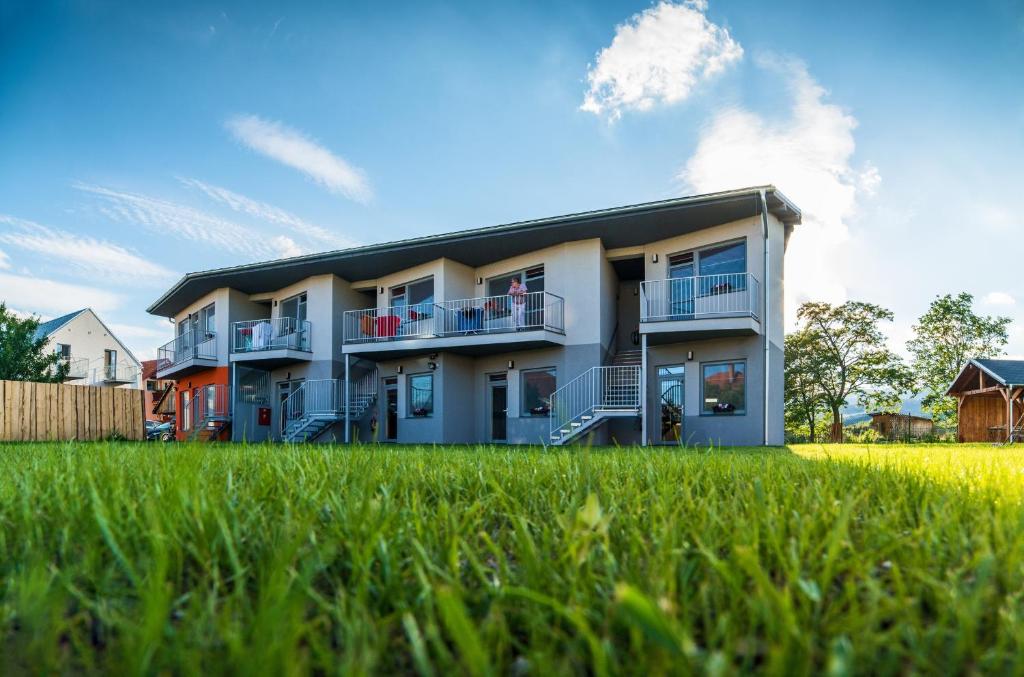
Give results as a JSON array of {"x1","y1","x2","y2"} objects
[
  {"x1": 57, "y1": 356, "x2": 89, "y2": 380},
  {"x1": 231, "y1": 318, "x2": 311, "y2": 353},
  {"x1": 101, "y1": 363, "x2": 139, "y2": 383},
  {"x1": 157, "y1": 330, "x2": 218, "y2": 371},
  {"x1": 640, "y1": 273, "x2": 760, "y2": 322},
  {"x1": 343, "y1": 291, "x2": 565, "y2": 344}
]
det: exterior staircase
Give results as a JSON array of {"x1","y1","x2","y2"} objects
[
  {"x1": 187, "y1": 384, "x2": 229, "y2": 442},
  {"x1": 549, "y1": 364, "x2": 641, "y2": 445},
  {"x1": 610, "y1": 348, "x2": 642, "y2": 368},
  {"x1": 283, "y1": 371, "x2": 377, "y2": 443}
]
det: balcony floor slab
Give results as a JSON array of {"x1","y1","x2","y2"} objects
[
  {"x1": 230, "y1": 349, "x2": 312, "y2": 369},
  {"x1": 640, "y1": 315, "x2": 759, "y2": 344},
  {"x1": 156, "y1": 357, "x2": 220, "y2": 379},
  {"x1": 343, "y1": 329, "x2": 565, "y2": 359}
]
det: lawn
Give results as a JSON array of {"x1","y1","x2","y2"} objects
[{"x1": 3, "y1": 443, "x2": 1024, "y2": 674}]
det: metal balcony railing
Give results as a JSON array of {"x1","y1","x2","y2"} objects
[
  {"x1": 232, "y1": 318, "x2": 311, "y2": 353},
  {"x1": 58, "y1": 356, "x2": 89, "y2": 380},
  {"x1": 101, "y1": 362, "x2": 138, "y2": 383},
  {"x1": 343, "y1": 291, "x2": 565, "y2": 344},
  {"x1": 157, "y1": 330, "x2": 218, "y2": 370},
  {"x1": 640, "y1": 273, "x2": 760, "y2": 322}
]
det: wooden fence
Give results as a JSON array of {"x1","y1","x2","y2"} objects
[{"x1": 0, "y1": 380, "x2": 145, "y2": 442}]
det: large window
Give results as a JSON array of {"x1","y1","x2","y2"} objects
[
  {"x1": 280, "y1": 293, "x2": 307, "y2": 323},
  {"x1": 392, "y1": 278, "x2": 435, "y2": 319},
  {"x1": 669, "y1": 240, "x2": 746, "y2": 281},
  {"x1": 408, "y1": 373, "x2": 434, "y2": 417},
  {"x1": 521, "y1": 367, "x2": 556, "y2": 417},
  {"x1": 55, "y1": 343, "x2": 71, "y2": 359},
  {"x1": 180, "y1": 303, "x2": 216, "y2": 338},
  {"x1": 488, "y1": 266, "x2": 544, "y2": 324},
  {"x1": 702, "y1": 361, "x2": 746, "y2": 415}
]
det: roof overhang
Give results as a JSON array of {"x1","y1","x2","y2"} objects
[
  {"x1": 148, "y1": 186, "x2": 801, "y2": 318},
  {"x1": 946, "y1": 358, "x2": 1019, "y2": 395}
]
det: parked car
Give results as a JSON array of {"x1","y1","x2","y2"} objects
[{"x1": 147, "y1": 420, "x2": 175, "y2": 442}]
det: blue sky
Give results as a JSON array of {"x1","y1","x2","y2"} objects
[{"x1": 1, "y1": 0, "x2": 1022, "y2": 360}]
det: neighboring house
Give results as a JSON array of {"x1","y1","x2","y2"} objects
[
  {"x1": 34, "y1": 308, "x2": 142, "y2": 388},
  {"x1": 141, "y1": 359, "x2": 175, "y2": 422},
  {"x1": 867, "y1": 412, "x2": 934, "y2": 440},
  {"x1": 947, "y1": 359, "x2": 1024, "y2": 443},
  {"x1": 148, "y1": 186, "x2": 799, "y2": 446}
]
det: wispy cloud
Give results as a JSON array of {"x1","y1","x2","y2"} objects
[
  {"x1": 983, "y1": 291, "x2": 1016, "y2": 306},
  {"x1": 225, "y1": 114, "x2": 372, "y2": 202},
  {"x1": 680, "y1": 56, "x2": 879, "y2": 320},
  {"x1": 0, "y1": 248, "x2": 10, "y2": 270},
  {"x1": 75, "y1": 182, "x2": 306, "y2": 260},
  {"x1": 178, "y1": 177, "x2": 358, "y2": 249},
  {"x1": 581, "y1": 0, "x2": 743, "y2": 121},
  {"x1": 0, "y1": 214, "x2": 177, "y2": 283},
  {"x1": 0, "y1": 272, "x2": 122, "y2": 315}
]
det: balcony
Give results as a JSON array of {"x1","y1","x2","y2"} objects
[
  {"x1": 342, "y1": 291, "x2": 566, "y2": 358},
  {"x1": 156, "y1": 330, "x2": 219, "y2": 379},
  {"x1": 100, "y1": 362, "x2": 139, "y2": 385},
  {"x1": 230, "y1": 318, "x2": 312, "y2": 368},
  {"x1": 58, "y1": 356, "x2": 89, "y2": 381},
  {"x1": 640, "y1": 273, "x2": 761, "y2": 342}
]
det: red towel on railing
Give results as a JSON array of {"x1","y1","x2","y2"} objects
[{"x1": 376, "y1": 315, "x2": 401, "y2": 337}]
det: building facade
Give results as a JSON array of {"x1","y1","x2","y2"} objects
[
  {"x1": 34, "y1": 308, "x2": 142, "y2": 389},
  {"x1": 148, "y1": 187, "x2": 799, "y2": 446}
]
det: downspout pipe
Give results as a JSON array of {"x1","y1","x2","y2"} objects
[{"x1": 759, "y1": 190, "x2": 771, "y2": 446}]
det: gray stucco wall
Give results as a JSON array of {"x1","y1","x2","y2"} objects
[{"x1": 645, "y1": 335, "x2": 766, "y2": 447}]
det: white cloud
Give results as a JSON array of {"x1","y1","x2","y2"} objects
[
  {"x1": 0, "y1": 215, "x2": 177, "y2": 283},
  {"x1": 0, "y1": 248, "x2": 9, "y2": 269},
  {"x1": 679, "y1": 56, "x2": 877, "y2": 321},
  {"x1": 225, "y1": 114, "x2": 372, "y2": 202},
  {"x1": 76, "y1": 182, "x2": 298, "y2": 260},
  {"x1": 581, "y1": 0, "x2": 742, "y2": 120},
  {"x1": 0, "y1": 272, "x2": 122, "y2": 315},
  {"x1": 983, "y1": 291, "x2": 1016, "y2": 306},
  {"x1": 178, "y1": 177, "x2": 358, "y2": 249}
]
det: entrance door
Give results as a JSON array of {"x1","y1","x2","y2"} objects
[
  {"x1": 657, "y1": 365, "x2": 685, "y2": 443},
  {"x1": 278, "y1": 379, "x2": 304, "y2": 434},
  {"x1": 488, "y1": 374, "x2": 507, "y2": 442},
  {"x1": 384, "y1": 378, "x2": 398, "y2": 441}
]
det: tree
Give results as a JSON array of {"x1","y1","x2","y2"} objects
[
  {"x1": 907, "y1": 292, "x2": 1011, "y2": 427},
  {"x1": 0, "y1": 304, "x2": 68, "y2": 382},
  {"x1": 796, "y1": 301, "x2": 913, "y2": 443},
  {"x1": 784, "y1": 329, "x2": 828, "y2": 442}
]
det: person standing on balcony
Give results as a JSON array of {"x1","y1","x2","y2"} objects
[{"x1": 508, "y1": 276, "x2": 527, "y2": 328}]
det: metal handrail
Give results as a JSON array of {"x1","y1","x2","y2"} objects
[
  {"x1": 157, "y1": 330, "x2": 218, "y2": 368},
  {"x1": 100, "y1": 362, "x2": 139, "y2": 383},
  {"x1": 343, "y1": 291, "x2": 565, "y2": 344},
  {"x1": 232, "y1": 318, "x2": 311, "y2": 353},
  {"x1": 282, "y1": 372, "x2": 380, "y2": 433},
  {"x1": 640, "y1": 273, "x2": 759, "y2": 321},
  {"x1": 550, "y1": 366, "x2": 641, "y2": 441},
  {"x1": 58, "y1": 356, "x2": 89, "y2": 380}
]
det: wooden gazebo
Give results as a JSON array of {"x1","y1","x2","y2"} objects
[{"x1": 947, "y1": 359, "x2": 1024, "y2": 443}]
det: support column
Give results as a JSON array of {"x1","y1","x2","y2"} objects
[
  {"x1": 640, "y1": 333, "x2": 648, "y2": 447},
  {"x1": 344, "y1": 354, "x2": 351, "y2": 444}
]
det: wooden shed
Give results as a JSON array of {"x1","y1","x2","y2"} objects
[
  {"x1": 867, "y1": 412, "x2": 934, "y2": 440},
  {"x1": 947, "y1": 359, "x2": 1024, "y2": 443}
]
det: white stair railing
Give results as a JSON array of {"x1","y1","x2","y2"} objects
[{"x1": 550, "y1": 366, "x2": 641, "y2": 442}]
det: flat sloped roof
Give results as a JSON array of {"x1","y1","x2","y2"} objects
[{"x1": 147, "y1": 185, "x2": 800, "y2": 318}]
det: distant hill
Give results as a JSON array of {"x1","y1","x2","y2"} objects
[{"x1": 842, "y1": 396, "x2": 927, "y2": 427}]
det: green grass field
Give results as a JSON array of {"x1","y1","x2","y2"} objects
[{"x1": 3, "y1": 443, "x2": 1024, "y2": 675}]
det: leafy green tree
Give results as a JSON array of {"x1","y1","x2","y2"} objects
[
  {"x1": 796, "y1": 301, "x2": 913, "y2": 443},
  {"x1": 0, "y1": 303, "x2": 68, "y2": 382},
  {"x1": 907, "y1": 292, "x2": 1011, "y2": 427},
  {"x1": 784, "y1": 329, "x2": 828, "y2": 442}
]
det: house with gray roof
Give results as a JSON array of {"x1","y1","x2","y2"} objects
[{"x1": 34, "y1": 308, "x2": 142, "y2": 388}]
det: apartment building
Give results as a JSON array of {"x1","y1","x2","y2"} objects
[
  {"x1": 34, "y1": 308, "x2": 142, "y2": 388},
  {"x1": 148, "y1": 186, "x2": 799, "y2": 446}
]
